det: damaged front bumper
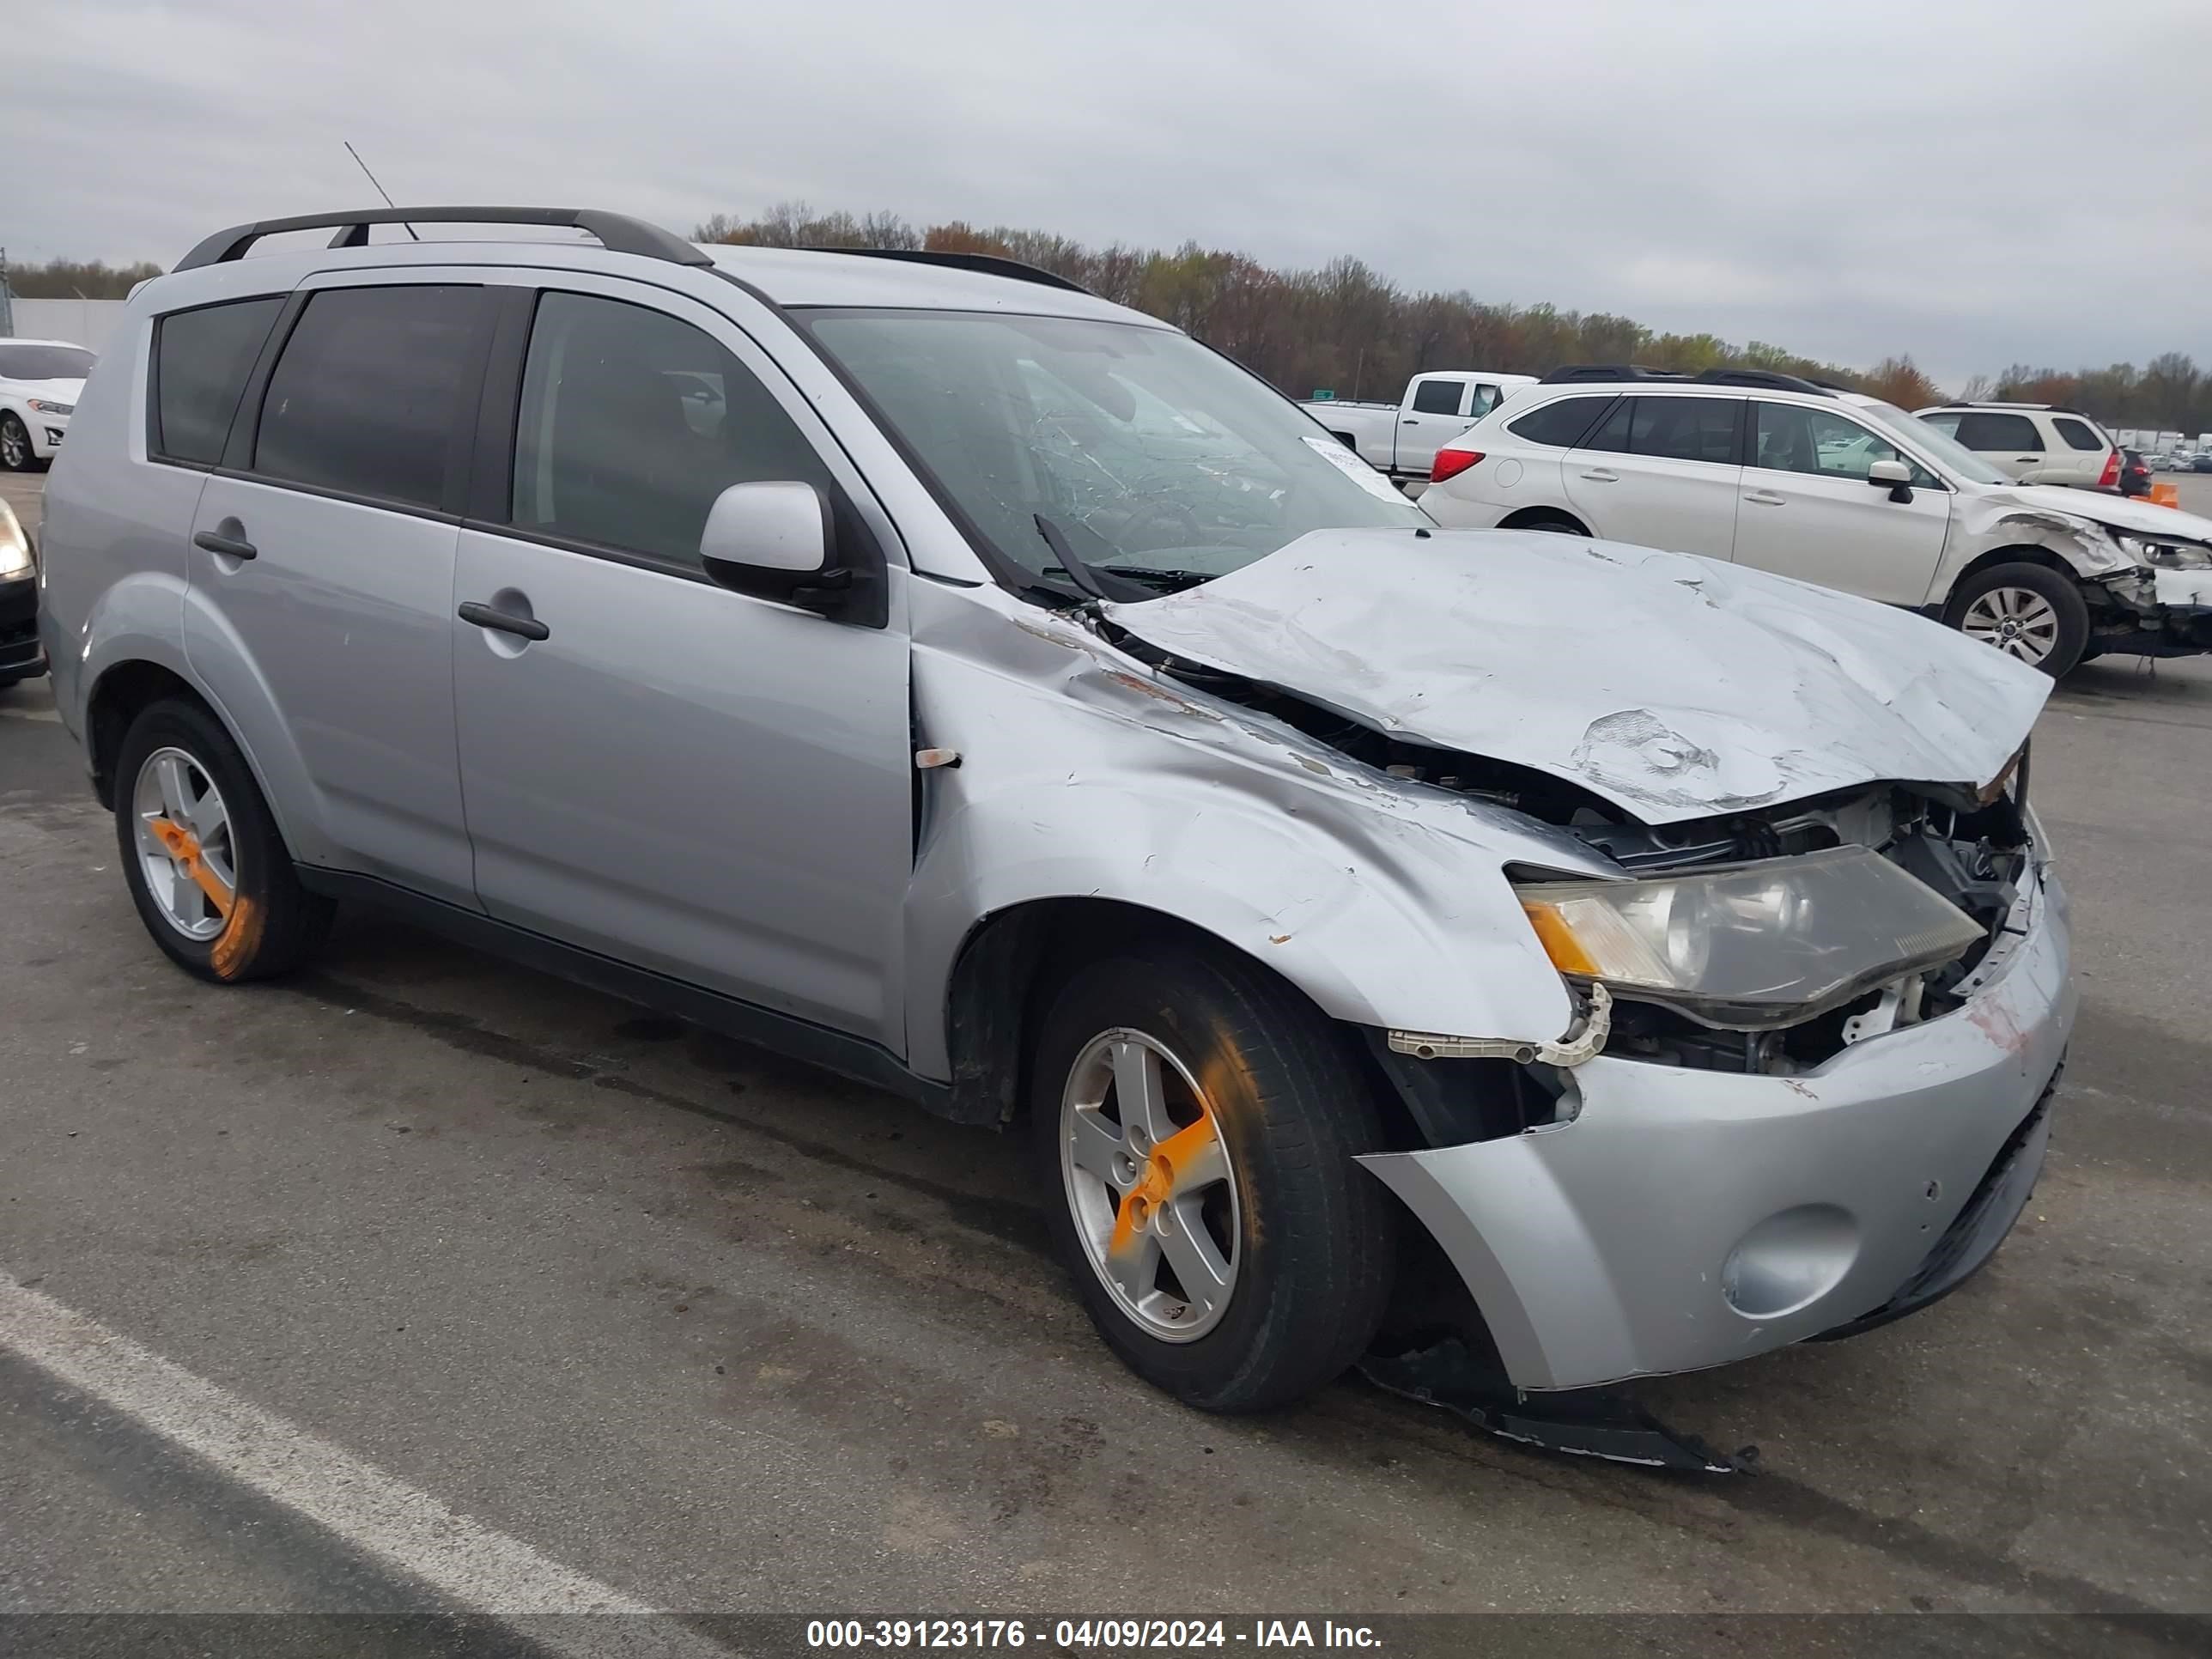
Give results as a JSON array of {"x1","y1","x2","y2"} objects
[
  {"x1": 2092, "y1": 567, "x2": 2212, "y2": 658},
  {"x1": 1359, "y1": 862, "x2": 2074, "y2": 1392}
]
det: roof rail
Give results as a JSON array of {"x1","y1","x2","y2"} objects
[
  {"x1": 799, "y1": 246, "x2": 1097, "y2": 295},
  {"x1": 1540, "y1": 363, "x2": 1690, "y2": 384},
  {"x1": 175, "y1": 207, "x2": 710, "y2": 271},
  {"x1": 1692, "y1": 368, "x2": 1837, "y2": 397}
]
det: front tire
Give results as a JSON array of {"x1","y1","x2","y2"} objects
[
  {"x1": 0, "y1": 414, "x2": 32, "y2": 472},
  {"x1": 1031, "y1": 949, "x2": 1395, "y2": 1412},
  {"x1": 1948, "y1": 562, "x2": 2089, "y2": 678},
  {"x1": 113, "y1": 699, "x2": 333, "y2": 982}
]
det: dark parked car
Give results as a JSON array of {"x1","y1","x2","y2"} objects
[
  {"x1": 2195, "y1": 452, "x2": 2212, "y2": 474},
  {"x1": 2118, "y1": 448, "x2": 2153, "y2": 497}
]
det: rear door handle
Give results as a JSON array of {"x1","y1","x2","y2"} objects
[
  {"x1": 458, "y1": 601, "x2": 550, "y2": 641},
  {"x1": 1743, "y1": 490, "x2": 1788, "y2": 506},
  {"x1": 192, "y1": 531, "x2": 257, "y2": 560},
  {"x1": 1578, "y1": 468, "x2": 1620, "y2": 483}
]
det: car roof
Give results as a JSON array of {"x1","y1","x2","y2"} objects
[
  {"x1": 0, "y1": 338, "x2": 92, "y2": 350},
  {"x1": 146, "y1": 210, "x2": 1161, "y2": 330},
  {"x1": 698, "y1": 243, "x2": 1157, "y2": 323}
]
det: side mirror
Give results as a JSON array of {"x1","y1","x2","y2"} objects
[
  {"x1": 699, "y1": 480, "x2": 857, "y2": 616},
  {"x1": 701, "y1": 480, "x2": 830, "y2": 576},
  {"x1": 1867, "y1": 458, "x2": 1914, "y2": 502}
]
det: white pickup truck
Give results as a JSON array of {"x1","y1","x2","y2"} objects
[{"x1": 1302, "y1": 370, "x2": 1536, "y2": 485}]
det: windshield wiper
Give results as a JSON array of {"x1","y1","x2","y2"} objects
[
  {"x1": 1091, "y1": 566, "x2": 1213, "y2": 592},
  {"x1": 1033, "y1": 514, "x2": 1155, "y2": 603}
]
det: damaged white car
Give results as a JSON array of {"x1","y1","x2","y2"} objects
[
  {"x1": 44, "y1": 216, "x2": 2072, "y2": 1450},
  {"x1": 1420, "y1": 367, "x2": 2212, "y2": 677}
]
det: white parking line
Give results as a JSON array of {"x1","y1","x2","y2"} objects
[{"x1": 0, "y1": 1275, "x2": 733, "y2": 1657}]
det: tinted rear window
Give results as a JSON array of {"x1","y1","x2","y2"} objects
[
  {"x1": 154, "y1": 298, "x2": 284, "y2": 465},
  {"x1": 253, "y1": 285, "x2": 483, "y2": 510},
  {"x1": 1410, "y1": 379, "x2": 1465, "y2": 415},
  {"x1": 1954, "y1": 411, "x2": 2042, "y2": 452},
  {"x1": 1627, "y1": 396, "x2": 1741, "y2": 465},
  {"x1": 1507, "y1": 395, "x2": 1614, "y2": 448},
  {"x1": 2053, "y1": 416, "x2": 2106, "y2": 452}
]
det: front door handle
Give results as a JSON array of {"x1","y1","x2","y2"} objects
[
  {"x1": 192, "y1": 530, "x2": 257, "y2": 560},
  {"x1": 458, "y1": 600, "x2": 550, "y2": 641},
  {"x1": 1401, "y1": 417, "x2": 1421, "y2": 425},
  {"x1": 1578, "y1": 468, "x2": 1620, "y2": 483},
  {"x1": 1743, "y1": 489, "x2": 1788, "y2": 506}
]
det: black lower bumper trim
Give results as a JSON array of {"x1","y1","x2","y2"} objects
[{"x1": 1815, "y1": 1059, "x2": 2061, "y2": 1342}]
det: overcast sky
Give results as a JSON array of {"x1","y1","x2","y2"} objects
[{"x1": 18, "y1": 0, "x2": 2211, "y2": 385}]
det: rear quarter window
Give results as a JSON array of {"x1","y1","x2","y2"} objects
[
  {"x1": 1954, "y1": 411, "x2": 2042, "y2": 451},
  {"x1": 1506, "y1": 395, "x2": 1616, "y2": 448},
  {"x1": 153, "y1": 297, "x2": 286, "y2": 465},
  {"x1": 2053, "y1": 416, "x2": 2107, "y2": 452}
]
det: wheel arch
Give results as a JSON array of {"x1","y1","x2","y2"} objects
[
  {"x1": 1936, "y1": 543, "x2": 2087, "y2": 621},
  {"x1": 1497, "y1": 506, "x2": 1591, "y2": 535},
  {"x1": 87, "y1": 659, "x2": 205, "y2": 809}
]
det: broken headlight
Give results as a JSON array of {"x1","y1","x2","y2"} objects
[
  {"x1": 2114, "y1": 532, "x2": 2212, "y2": 569},
  {"x1": 1515, "y1": 846, "x2": 1984, "y2": 1030}
]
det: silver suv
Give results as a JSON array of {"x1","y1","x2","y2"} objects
[{"x1": 40, "y1": 207, "x2": 2075, "y2": 1428}]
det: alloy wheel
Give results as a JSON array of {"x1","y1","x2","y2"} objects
[
  {"x1": 131, "y1": 746, "x2": 236, "y2": 940},
  {"x1": 1057, "y1": 1028, "x2": 1241, "y2": 1342},
  {"x1": 1960, "y1": 586, "x2": 2061, "y2": 665}
]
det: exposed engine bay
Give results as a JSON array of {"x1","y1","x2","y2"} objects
[{"x1": 1145, "y1": 650, "x2": 2034, "y2": 1079}]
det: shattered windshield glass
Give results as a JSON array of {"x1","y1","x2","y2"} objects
[{"x1": 801, "y1": 309, "x2": 1426, "y2": 592}]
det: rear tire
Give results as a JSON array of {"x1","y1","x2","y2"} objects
[
  {"x1": 1504, "y1": 510, "x2": 1589, "y2": 536},
  {"x1": 113, "y1": 698, "x2": 333, "y2": 982},
  {"x1": 1947, "y1": 562, "x2": 2089, "y2": 678},
  {"x1": 1030, "y1": 947, "x2": 1396, "y2": 1412}
]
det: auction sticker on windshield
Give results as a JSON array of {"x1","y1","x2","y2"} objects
[{"x1": 1301, "y1": 434, "x2": 1408, "y2": 502}]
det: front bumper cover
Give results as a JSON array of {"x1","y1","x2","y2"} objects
[
  {"x1": 0, "y1": 574, "x2": 46, "y2": 678},
  {"x1": 1359, "y1": 863, "x2": 2074, "y2": 1392}
]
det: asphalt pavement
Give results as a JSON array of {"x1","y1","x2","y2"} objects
[{"x1": 3, "y1": 468, "x2": 2209, "y2": 1645}]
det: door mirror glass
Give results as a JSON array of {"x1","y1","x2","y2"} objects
[{"x1": 700, "y1": 480, "x2": 831, "y2": 577}]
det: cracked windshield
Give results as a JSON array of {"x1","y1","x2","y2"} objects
[{"x1": 803, "y1": 309, "x2": 1425, "y2": 592}]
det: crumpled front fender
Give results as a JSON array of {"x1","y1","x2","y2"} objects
[{"x1": 899, "y1": 583, "x2": 1607, "y2": 1083}]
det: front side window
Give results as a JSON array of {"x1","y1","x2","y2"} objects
[
  {"x1": 254, "y1": 285, "x2": 484, "y2": 510},
  {"x1": 1753, "y1": 402, "x2": 1937, "y2": 488},
  {"x1": 1626, "y1": 396, "x2": 1741, "y2": 465},
  {"x1": 154, "y1": 297, "x2": 283, "y2": 465},
  {"x1": 1953, "y1": 411, "x2": 2042, "y2": 452},
  {"x1": 799, "y1": 310, "x2": 1423, "y2": 592},
  {"x1": 2053, "y1": 416, "x2": 2106, "y2": 452},
  {"x1": 1508, "y1": 395, "x2": 1616, "y2": 449},
  {"x1": 510, "y1": 291, "x2": 837, "y2": 567},
  {"x1": 1410, "y1": 378, "x2": 1465, "y2": 416}
]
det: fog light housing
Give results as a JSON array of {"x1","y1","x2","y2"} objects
[{"x1": 1722, "y1": 1204, "x2": 1859, "y2": 1318}]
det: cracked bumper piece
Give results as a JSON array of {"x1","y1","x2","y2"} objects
[{"x1": 1359, "y1": 867, "x2": 2074, "y2": 1392}]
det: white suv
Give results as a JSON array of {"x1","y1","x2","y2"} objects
[
  {"x1": 1424, "y1": 367, "x2": 2212, "y2": 676},
  {"x1": 1913, "y1": 401, "x2": 2118, "y2": 490}
]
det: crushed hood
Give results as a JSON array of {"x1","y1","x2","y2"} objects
[
  {"x1": 1995, "y1": 483, "x2": 2212, "y2": 546},
  {"x1": 1103, "y1": 529, "x2": 2050, "y2": 826}
]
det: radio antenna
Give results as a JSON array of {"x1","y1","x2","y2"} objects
[{"x1": 343, "y1": 142, "x2": 419, "y2": 240}]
